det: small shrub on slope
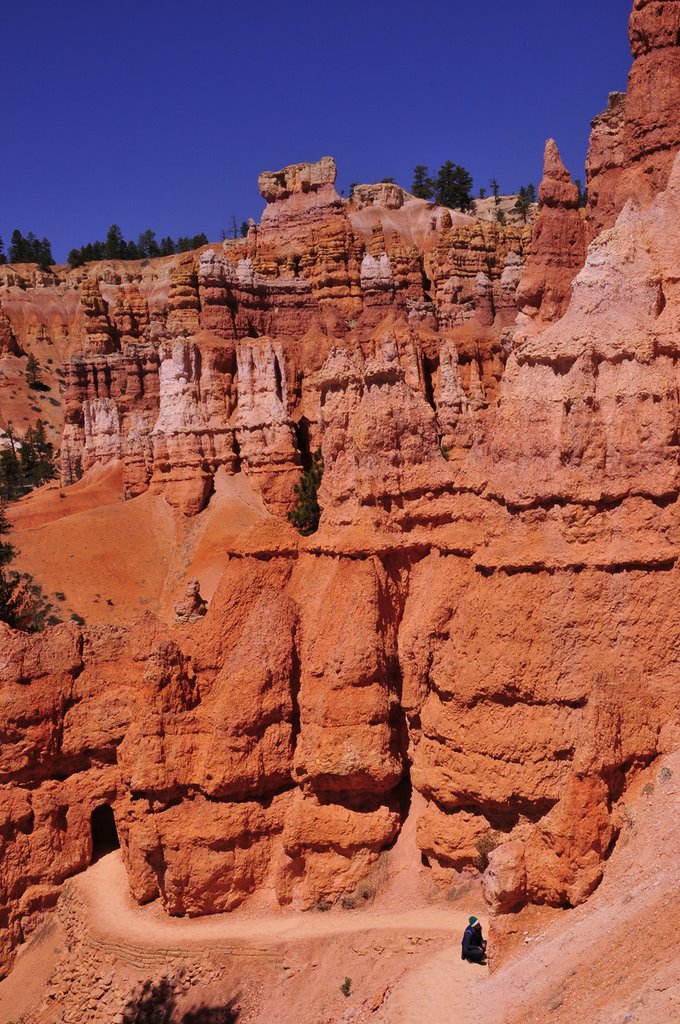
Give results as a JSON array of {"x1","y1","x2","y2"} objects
[{"x1": 287, "y1": 449, "x2": 324, "y2": 536}]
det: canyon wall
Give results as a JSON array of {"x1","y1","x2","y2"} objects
[
  {"x1": 2, "y1": 0, "x2": 680, "y2": 982},
  {"x1": 52, "y1": 164, "x2": 531, "y2": 514},
  {"x1": 586, "y1": 0, "x2": 680, "y2": 234}
]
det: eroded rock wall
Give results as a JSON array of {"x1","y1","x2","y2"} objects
[
  {"x1": 2, "y1": 0, "x2": 680, "y2": 981},
  {"x1": 587, "y1": 0, "x2": 680, "y2": 234},
  {"x1": 45, "y1": 158, "x2": 531, "y2": 514}
]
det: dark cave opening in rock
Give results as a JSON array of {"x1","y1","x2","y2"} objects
[
  {"x1": 90, "y1": 803, "x2": 120, "y2": 863},
  {"x1": 274, "y1": 356, "x2": 284, "y2": 405}
]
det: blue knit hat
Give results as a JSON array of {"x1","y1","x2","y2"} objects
[{"x1": 469, "y1": 916, "x2": 478, "y2": 925}]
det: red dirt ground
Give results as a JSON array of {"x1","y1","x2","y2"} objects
[{"x1": 7, "y1": 465, "x2": 271, "y2": 626}]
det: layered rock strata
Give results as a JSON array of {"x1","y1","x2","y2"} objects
[
  {"x1": 3, "y1": 0, "x2": 680, "y2": 983},
  {"x1": 587, "y1": 0, "x2": 680, "y2": 233},
  {"x1": 51, "y1": 158, "x2": 530, "y2": 513}
]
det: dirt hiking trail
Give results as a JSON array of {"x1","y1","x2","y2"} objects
[{"x1": 0, "y1": 851, "x2": 487, "y2": 1023}]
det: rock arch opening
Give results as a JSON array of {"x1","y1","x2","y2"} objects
[{"x1": 90, "y1": 803, "x2": 120, "y2": 863}]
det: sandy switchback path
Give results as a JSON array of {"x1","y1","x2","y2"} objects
[{"x1": 0, "y1": 851, "x2": 488, "y2": 1023}]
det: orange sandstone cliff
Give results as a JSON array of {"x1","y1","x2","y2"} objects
[
  {"x1": 586, "y1": 0, "x2": 680, "y2": 234},
  {"x1": 1, "y1": 0, "x2": 680, "y2": 986}
]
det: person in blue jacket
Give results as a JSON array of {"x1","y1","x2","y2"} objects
[{"x1": 461, "y1": 916, "x2": 487, "y2": 964}]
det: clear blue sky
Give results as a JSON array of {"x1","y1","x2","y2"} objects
[{"x1": 2, "y1": 0, "x2": 632, "y2": 263}]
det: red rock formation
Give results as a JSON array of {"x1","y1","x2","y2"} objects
[
  {"x1": 173, "y1": 578, "x2": 208, "y2": 623},
  {"x1": 41, "y1": 156, "x2": 528, "y2": 515},
  {"x1": 111, "y1": 287, "x2": 150, "y2": 345},
  {"x1": 60, "y1": 345, "x2": 160, "y2": 493},
  {"x1": 79, "y1": 277, "x2": 119, "y2": 355},
  {"x1": 6, "y1": 0, "x2": 680, "y2": 982},
  {"x1": 515, "y1": 140, "x2": 587, "y2": 334},
  {"x1": 233, "y1": 337, "x2": 300, "y2": 513},
  {"x1": 475, "y1": 152, "x2": 680, "y2": 508},
  {"x1": 148, "y1": 337, "x2": 238, "y2": 514},
  {"x1": 166, "y1": 255, "x2": 200, "y2": 336},
  {"x1": 0, "y1": 304, "x2": 20, "y2": 355},
  {"x1": 314, "y1": 336, "x2": 444, "y2": 529},
  {"x1": 587, "y1": 0, "x2": 680, "y2": 233}
]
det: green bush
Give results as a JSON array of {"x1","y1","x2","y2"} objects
[
  {"x1": 287, "y1": 449, "x2": 324, "y2": 536},
  {"x1": 1, "y1": 504, "x2": 54, "y2": 631}
]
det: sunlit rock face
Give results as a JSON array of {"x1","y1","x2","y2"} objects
[
  {"x1": 3, "y1": 0, "x2": 680, "y2": 982},
  {"x1": 515, "y1": 139, "x2": 587, "y2": 338},
  {"x1": 43, "y1": 155, "x2": 530, "y2": 514},
  {"x1": 586, "y1": 0, "x2": 680, "y2": 235}
]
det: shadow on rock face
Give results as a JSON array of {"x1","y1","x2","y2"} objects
[
  {"x1": 182, "y1": 1003, "x2": 240, "y2": 1023},
  {"x1": 121, "y1": 975, "x2": 240, "y2": 1024}
]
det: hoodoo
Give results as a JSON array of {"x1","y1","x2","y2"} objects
[{"x1": 1, "y1": 1, "x2": 680, "y2": 1022}]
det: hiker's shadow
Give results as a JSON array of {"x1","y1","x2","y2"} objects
[{"x1": 182, "y1": 1001, "x2": 240, "y2": 1024}]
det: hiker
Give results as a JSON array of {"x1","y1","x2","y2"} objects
[{"x1": 461, "y1": 916, "x2": 487, "y2": 964}]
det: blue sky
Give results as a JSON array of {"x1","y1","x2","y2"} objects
[{"x1": 2, "y1": 0, "x2": 632, "y2": 262}]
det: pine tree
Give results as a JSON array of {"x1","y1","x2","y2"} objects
[
  {"x1": 490, "y1": 178, "x2": 501, "y2": 207},
  {"x1": 0, "y1": 237, "x2": 6, "y2": 265},
  {"x1": 0, "y1": 502, "x2": 14, "y2": 567},
  {"x1": 287, "y1": 450, "x2": 324, "y2": 536},
  {"x1": 137, "y1": 229, "x2": 160, "y2": 258},
  {"x1": 0, "y1": 420, "x2": 55, "y2": 497},
  {"x1": 433, "y1": 162, "x2": 474, "y2": 212},
  {"x1": 0, "y1": 499, "x2": 21, "y2": 627},
  {"x1": 20, "y1": 420, "x2": 55, "y2": 487},
  {"x1": 0, "y1": 517, "x2": 54, "y2": 628},
  {"x1": 22, "y1": 231, "x2": 53, "y2": 267},
  {"x1": 37, "y1": 237, "x2": 55, "y2": 269},
  {"x1": 25, "y1": 353, "x2": 41, "y2": 388},
  {"x1": 0, "y1": 448, "x2": 21, "y2": 501},
  {"x1": 240, "y1": 221, "x2": 249, "y2": 238},
  {"x1": 574, "y1": 178, "x2": 588, "y2": 208},
  {"x1": 412, "y1": 165, "x2": 434, "y2": 201},
  {"x1": 9, "y1": 230, "x2": 27, "y2": 263},
  {"x1": 514, "y1": 184, "x2": 536, "y2": 223},
  {"x1": 105, "y1": 224, "x2": 124, "y2": 260},
  {"x1": 67, "y1": 226, "x2": 210, "y2": 265}
]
